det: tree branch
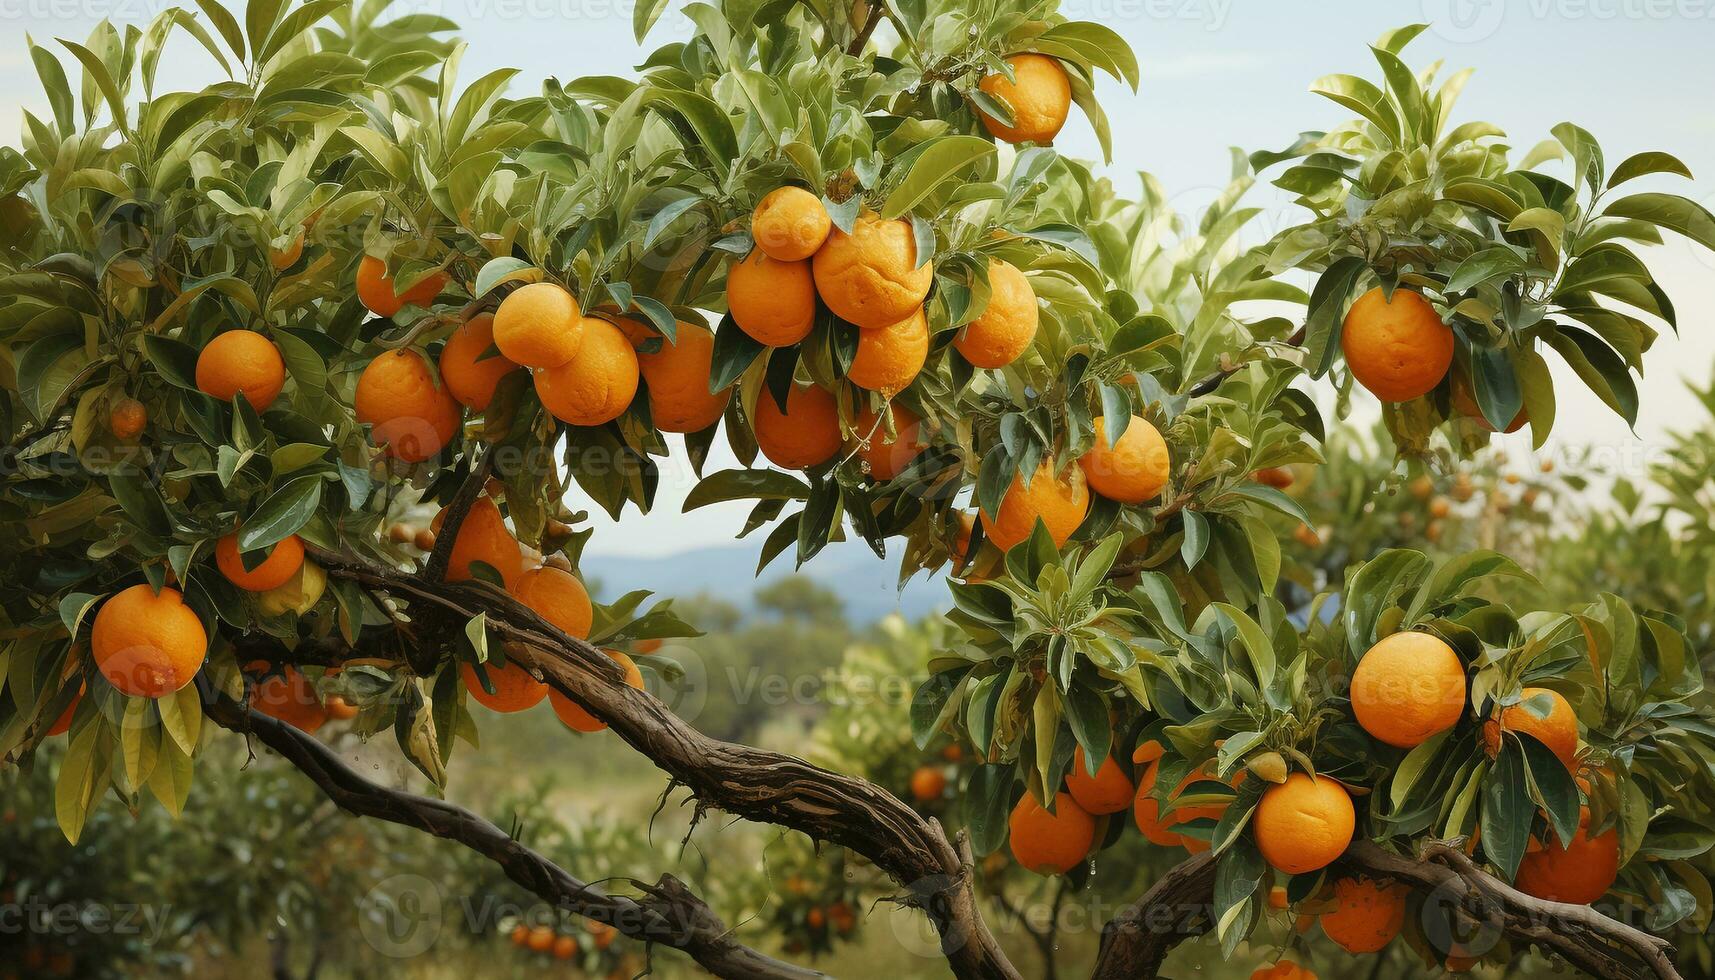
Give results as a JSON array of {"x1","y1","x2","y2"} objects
[
  {"x1": 196, "y1": 675, "x2": 824, "y2": 980},
  {"x1": 1090, "y1": 841, "x2": 1681, "y2": 980},
  {"x1": 303, "y1": 544, "x2": 1023, "y2": 980},
  {"x1": 421, "y1": 448, "x2": 494, "y2": 583}
]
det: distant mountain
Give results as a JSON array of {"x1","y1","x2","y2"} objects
[{"x1": 582, "y1": 538, "x2": 949, "y2": 624}]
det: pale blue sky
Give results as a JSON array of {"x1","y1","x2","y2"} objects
[{"x1": 2, "y1": 1, "x2": 1712, "y2": 556}]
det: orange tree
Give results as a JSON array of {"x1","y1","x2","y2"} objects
[{"x1": 1, "y1": 3, "x2": 1712, "y2": 978}]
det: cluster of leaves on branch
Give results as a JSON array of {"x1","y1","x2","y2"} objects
[{"x1": 3, "y1": 0, "x2": 1715, "y2": 975}]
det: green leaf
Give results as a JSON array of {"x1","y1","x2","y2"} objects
[
  {"x1": 634, "y1": 0, "x2": 671, "y2": 42},
  {"x1": 684, "y1": 469, "x2": 810, "y2": 511},
  {"x1": 1303, "y1": 256, "x2": 1367, "y2": 378},
  {"x1": 55, "y1": 722, "x2": 103, "y2": 843},
  {"x1": 109, "y1": 469, "x2": 173, "y2": 535},
  {"x1": 1607, "y1": 151, "x2": 1692, "y2": 189},
  {"x1": 963, "y1": 764, "x2": 1013, "y2": 856},
  {"x1": 1544, "y1": 325, "x2": 1638, "y2": 425},
  {"x1": 472, "y1": 257, "x2": 538, "y2": 298},
  {"x1": 1181, "y1": 511, "x2": 1209, "y2": 569},
  {"x1": 27, "y1": 39, "x2": 74, "y2": 135},
  {"x1": 1480, "y1": 739, "x2": 1533, "y2": 881},
  {"x1": 881, "y1": 136, "x2": 995, "y2": 220},
  {"x1": 1035, "y1": 22, "x2": 1139, "y2": 90},
  {"x1": 1445, "y1": 247, "x2": 1526, "y2": 295},
  {"x1": 58, "y1": 593, "x2": 99, "y2": 639},
  {"x1": 194, "y1": 0, "x2": 245, "y2": 62},
  {"x1": 237, "y1": 476, "x2": 322, "y2": 552},
  {"x1": 1603, "y1": 192, "x2": 1715, "y2": 253},
  {"x1": 56, "y1": 39, "x2": 130, "y2": 134}
]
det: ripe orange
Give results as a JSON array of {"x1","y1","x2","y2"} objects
[
  {"x1": 812, "y1": 212, "x2": 932, "y2": 329},
  {"x1": 534, "y1": 317, "x2": 640, "y2": 426},
  {"x1": 354, "y1": 350, "x2": 463, "y2": 463},
  {"x1": 249, "y1": 664, "x2": 329, "y2": 733},
  {"x1": 1451, "y1": 369, "x2": 1527, "y2": 433},
  {"x1": 1066, "y1": 746, "x2": 1135, "y2": 816},
  {"x1": 847, "y1": 307, "x2": 928, "y2": 393},
  {"x1": 752, "y1": 187, "x2": 832, "y2": 261},
  {"x1": 752, "y1": 383, "x2": 843, "y2": 470},
  {"x1": 1079, "y1": 416, "x2": 1170, "y2": 505},
  {"x1": 439, "y1": 313, "x2": 520, "y2": 411},
  {"x1": 513, "y1": 565, "x2": 593, "y2": 640},
  {"x1": 727, "y1": 250, "x2": 816, "y2": 346},
  {"x1": 324, "y1": 694, "x2": 359, "y2": 721},
  {"x1": 45, "y1": 685, "x2": 82, "y2": 737},
  {"x1": 1253, "y1": 467, "x2": 1294, "y2": 489},
  {"x1": 1514, "y1": 808, "x2": 1619, "y2": 904},
  {"x1": 550, "y1": 650, "x2": 644, "y2": 733},
  {"x1": 196, "y1": 330, "x2": 286, "y2": 411},
  {"x1": 1320, "y1": 877, "x2": 1407, "y2": 953},
  {"x1": 1008, "y1": 791, "x2": 1094, "y2": 875},
  {"x1": 1429, "y1": 496, "x2": 1452, "y2": 519},
  {"x1": 109, "y1": 397, "x2": 146, "y2": 440},
  {"x1": 976, "y1": 54, "x2": 1072, "y2": 144},
  {"x1": 413, "y1": 529, "x2": 436, "y2": 551},
  {"x1": 526, "y1": 925, "x2": 555, "y2": 953},
  {"x1": 356, "y1": 255, "x2": 448, "y2": 319},
  {"x1": 853, "y1": 403, "x2": 926, "y2": 481},
  {"x1": 432, "y1": 497, "x2": 524, "y2": 588},
  {"x1": 1340, "y1": 287, "x2": 1454, "y2": 403},
  {"x1": 216, "y1": 532, "x2": 305, "y2": 592},
  {"x1": 1250, "y1": 961, "x2": 1316, "y2": 980},
  {"x1": 1483, "y1": 687, "x2": 1578, "y2": 771},
  {"x1": 909, "y1": 765, "x2": 947, "y2": 802},
  {"x1": 981, "y1": 459, "x2": 1090, "y2": 553},
  {"x1": 631, "y1": 320, "x2": 730, "y2": 433},
  {"x1": 1253, "y1": 773, "x2": 1355, "y2": 874},
  {"x1": 462, "y1": 659, "x2": 547, "y2": 713},
  {"x1": 632, "y1": 638, "x2": 664, "y2": 655},
  {"x1": 509, "y1": 923, "x2": 530, "y2": 946},
  {"x1": 807, "y1": 906, "x2": 826, "y2": 929},
  {"x1": 1350, "y1": 631, "x2": 1467, "y2": 749},
  {"x1": 551, "y1": 934, "x2": 578, "y2": 960},
  {"x1": 955, "y1": 260, "x2": 1038, "y2": 368},
  {"x1": 1444, "y1": 948, "x2": 1480, "y2": 973},
  {"x1": 91, "y1": 585, "x2": 207, "y2": 698},
  {"x1": 269, "y1": 232, "x2": 304, "y2": 270},
  {"x1": 493, "y1": 282, "x2": 583, "y2": 368}
]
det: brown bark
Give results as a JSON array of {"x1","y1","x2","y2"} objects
[{"x1": 199, "y1": 675, "x2": 825, "y2": 980}]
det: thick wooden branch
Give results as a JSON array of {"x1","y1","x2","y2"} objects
[
  {"x1": 304, "y1": 544, "x2": 1023, "y2": 980},
  {"x1": 1090, "y1": 841, "x2": 1680, "y2": 980},
  {"x1": 196, "y1": 675, "x2": 824, "y2": 980}
]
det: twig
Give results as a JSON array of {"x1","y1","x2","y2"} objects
[
  {"x1": 422, "y1": 448, "x2": 494, "y2": 582},
  {"x1": 197, "y1": 675, "x2": 824, "y2": 980}
]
